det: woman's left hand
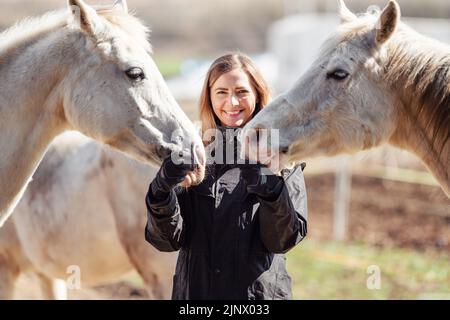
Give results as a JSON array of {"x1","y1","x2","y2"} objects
[{"x1": 240, "y1": 164, "x2": 283, "y2": 200}]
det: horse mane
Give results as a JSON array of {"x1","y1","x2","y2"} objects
[
  {"x1": 0, "y1": 5, "x2": 152, "y2": 63},
  {"x1": 336, "y1": 7, "x2": 450, "y2": 155},
  {"x1": 0, "y1": 10, "x2": 68, "y2": 61},
  {"x1": 384, "y1": 25, "x2": 450, "y2": 154}
]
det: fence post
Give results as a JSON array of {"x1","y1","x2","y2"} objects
[{"x1": 333, "y1": 156, "x2": 352, "y2": 241}]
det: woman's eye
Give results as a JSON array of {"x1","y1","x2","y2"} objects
[
  {"x1": 126, "y1": 67, "x2": 145, "y2": 81},
  {"x1": 327, "y1": 69, "x2": 349, "y2": 81}
]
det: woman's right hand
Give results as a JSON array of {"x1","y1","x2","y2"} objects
[
  {"x1": 158, "y1": 155, "x2": 195, "y2": 191},
  {"x1": 150, "y1": 155, "x2": 194, "y2": 200}
]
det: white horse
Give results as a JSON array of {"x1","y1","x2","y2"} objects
[
  {"x1": 0, "y1": 132, "x2": 176, "y2": 299},
  {"x1": 243, "y1": 0, "x2": 449, "y2": 196},
  {"x1": 0, "y1": 0, "x2": 205, "y2": 226}
]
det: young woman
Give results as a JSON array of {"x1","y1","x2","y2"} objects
[{"x1": 145, "y1": 53, "x2": 307, "y2": 300}]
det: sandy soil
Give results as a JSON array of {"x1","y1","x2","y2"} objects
[{"x1": 305, "y1": 173, "x2": 449, "y2": 252}]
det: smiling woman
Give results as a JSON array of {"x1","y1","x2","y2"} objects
[{"x1": 144, "y1": 52, "x2": 308, "y2": 300}]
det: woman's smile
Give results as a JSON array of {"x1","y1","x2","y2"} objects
[{"x1": 222, "y1": 109, "x2": 244, "y2": 117}]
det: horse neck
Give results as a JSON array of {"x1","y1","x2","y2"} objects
[
  {"x1": 0, "y1": 29, "x2": 79, "y2": 221},
  {"x1": 390, "y1": 104, "x2": 450, "y2": 196},
  {"x1": 385, "y1": 31, "x2": 450, "y2": 196}
]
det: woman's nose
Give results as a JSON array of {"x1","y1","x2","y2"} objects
[{"x1": 229, "y1": 94, "x2": 239, "y2": 106}]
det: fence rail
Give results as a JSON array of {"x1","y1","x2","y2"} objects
[{"x1": 303, "y1": 157, "x2": 449, "y2": 240}]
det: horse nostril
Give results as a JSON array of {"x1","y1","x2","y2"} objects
[
  {"x1": 253, "y1": 124, "x2": 267, "y2": 141},
  {"x1": 243, "y1": 124, "x2": 267, "y2": 145},
  {"x1": 156, "y1": 146, "x2": 171, "y2": 159},
  {"x1": 253, "y1": 123, "x2": 267, "y2": 130},
  {"x1": 280, "y1": 146, "x2": 289, "y2": 155}
]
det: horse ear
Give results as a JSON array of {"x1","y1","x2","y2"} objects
[
  {"x1": 68, "y1": 0, "x2": 103, "y2": 36},
  {"x1": 338, "y1": 0, "x2": 357, "y2": 24},
  {"x1": 375, "y1": 0, "x2": 400, "y2": 45},
  {"x1": 114, "y1": 0, "x2": 128, "y2": 14}
]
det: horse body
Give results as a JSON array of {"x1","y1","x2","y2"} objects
[
  {"x1": 243, "y1": 0, "x2": 449, "y2": 196},
  {"x1": 0, "y1": 0, "x2": 205, "y2": 226},
  {"x1": 0, "y1": 132, "x2": 176, "y2": 299}
]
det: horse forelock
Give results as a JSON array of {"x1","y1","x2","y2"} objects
[
  {"x1": 318, "y1": 16, "x2": 380, "y2": 69},
  {"x1": 97, "y1": 8, "x2": 152, "y2": 54}
]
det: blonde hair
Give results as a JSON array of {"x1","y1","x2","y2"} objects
[{"x1": 199, "y1": 53, "x2": 270, "y2": 145}]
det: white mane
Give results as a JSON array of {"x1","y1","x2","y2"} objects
[
  {"x1": 0, "y1": 10, "x2": 67, "y2": 60},
  {"x1": 0, "y1": 6, "x2": 152, "y2": 63}
]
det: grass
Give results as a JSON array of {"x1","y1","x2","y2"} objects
[
  {"x1": 287, "y1": 239, "x2": 450, "y2": 300},
  {"x1": 125, "y1": 239, "x2": 449, "y2": 300},
  {"x1": 153, "y1": 55, "x2": 184, "y2": 79}
]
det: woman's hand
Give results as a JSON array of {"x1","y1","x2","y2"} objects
[
  {"x1": 161, "y1": 156, "x2": 195, "y2": 189},
  {"x1": 150, "y1": 154, "x2": 195, "y2": 200},
  {"x1": 240, "y1": 164, "x2": 283, "y2": 200}
]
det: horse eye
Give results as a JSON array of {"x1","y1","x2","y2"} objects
[
  {"x1": 126, "y1": 67, "x2": 145, "y2": 81},
  {"x1": 327, "y1": 69, "x2": 349, "y2": 81}
]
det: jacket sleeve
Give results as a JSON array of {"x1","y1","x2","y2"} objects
[
  {"x1": 257, "y1": 164, "x2": 308, "y2": 254},
  {"x1": 144, "y1": 186, "x2": 188, "y2": 252}
]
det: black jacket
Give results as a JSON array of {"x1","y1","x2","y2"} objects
[{"x1": 145, "y1": 134, "x2": 307, "y2": 300}]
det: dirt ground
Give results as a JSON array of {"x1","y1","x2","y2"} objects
[
  {"x1": 14, "y1": 274, "x2": 150, "y2": 300},
  {"x1": 305, "y1": 173, "x2": 450, "y2": 252}
]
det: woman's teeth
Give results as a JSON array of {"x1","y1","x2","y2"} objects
[{"x1": 224, "y1": 110, "x2": 242, "y2": 115}]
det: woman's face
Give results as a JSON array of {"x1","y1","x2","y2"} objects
[{"x1": 210, "y1": 69, "x2": 258, "y2": 127}]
